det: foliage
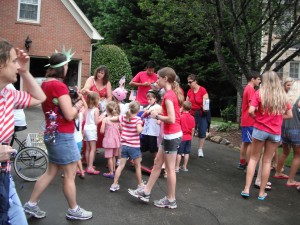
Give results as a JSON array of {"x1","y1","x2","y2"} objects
[
  {"x1": 216, "y1": 121, "x2": 235, "y2": 132},
  {"x1": 220, "y1": 104, "x2": 237, "y2": 122},
  {"x1": 92, "y1": 45, "x2": 132, "y2": 89}
]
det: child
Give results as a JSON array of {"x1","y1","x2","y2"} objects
[
  {"x1": 140, "y1": 89, "x2": 162, "y2": 162},
  {"x1": 83, "y1": 92, "x2": 102, "y2": 175},
  {"x1": 109, "y1": 101, "x2": 144, "y2": 192},
  {"x1": 241, "y1": 71, "x2": 292, "y2": 200},
  {"x1": 175, "y1": 101, "x2": 195, "y2": 172},
  {"x1": 100, "y1": 101, "x2": 121, "y2": 179}
]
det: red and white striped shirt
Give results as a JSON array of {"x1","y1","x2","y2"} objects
[
  {"x1": 119, "y1": 115, "x2": 143, "y2": 147},
  {"x1": 0, "y1": 87, "x2": 31, "y2": 143}
]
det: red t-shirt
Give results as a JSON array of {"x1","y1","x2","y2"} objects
[
  {"x1": 41, "y1": 80, "x2": 75, "y2": 133},
  {"x1": 187, "y1": 86, "x2": 207, "y2": 115},
  {"x1": 132, "y1": 71, "x2": 158, "y2": 105},
  {"x1": 180, "y1": 112, "x2": 195, "y2": 141},
  {"x1": 251, "y1": 91, "x2": 291, "y2": 135},
  {"x1": 162, "y1": 90, "x2": 181, "y2": 134},
  {"x1": 241, "y1": 84, "x2": 255, "y2": 126}
]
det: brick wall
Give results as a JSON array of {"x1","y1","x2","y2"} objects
[{"x1": 0, "y1": 0, "x2": 92, "y2": 87}]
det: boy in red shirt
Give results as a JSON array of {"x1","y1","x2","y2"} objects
[{"x1": 175, "y1": 101, "x2": 195, "y2": 172}]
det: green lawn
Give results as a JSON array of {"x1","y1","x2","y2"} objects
[{"x1": 277, "y1": 147, "x2": 294, "y2": 168}]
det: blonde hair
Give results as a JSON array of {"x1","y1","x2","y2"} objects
[
  {"x1": 259, "y1": 71, "x2": 288, "y2": 115},
  {"x1": 157, "y1": 67, "x2": 184, "y2": 106},
  {"x1": 86, "y1": 92, "x2": 99, "y2": 108},
  {"x1": 125, "y1": 101, "x2": 140, "y2": 122},
  {"x1": 106, "y1": 101, "x2": 120, "y2": 116}
]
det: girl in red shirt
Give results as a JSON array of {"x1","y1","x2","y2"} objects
[{"x1": 128, "y1": 67, "x2": 184, "y2": 209}]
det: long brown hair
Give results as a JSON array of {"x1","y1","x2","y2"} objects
[
  {"x1": 93, "y1": 65, "x2": 109, "y2": 85},
  {"x1": 157, "y1": 67, "x2": 184, "y2": 106}
]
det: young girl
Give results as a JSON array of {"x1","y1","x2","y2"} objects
[
  {"x1": 84, "y1": 92, "x2": 101, "y2": 175},
  {"x1": 241, "y1": 71, "x2": 292, "y2": 200},
  {"x1": 109, "y1": 101, "x2": 144, "y2": 192},
  {"x1": 100, "y1": 101, "x2": 121, "y2": 179},
  {"x1": 140, "y1": 89, "x2": 162, "y2": 162},
  {"x1": 74, "y1": 109, "x2": 85, "y2": 179},
  {"x1": 129, "y1": 67, "x2": 184, "y2": 209}
]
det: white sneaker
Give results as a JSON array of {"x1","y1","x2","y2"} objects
[
  {"x1": 198, "y1": 149, "x2": 204, "y2": 158},
  {"x1": 66, "y1": 206, "x2": 92, "y2": 220}
]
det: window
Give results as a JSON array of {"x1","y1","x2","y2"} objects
[
  {"x1": 18, "y1": 0, "x2": 41, "y2": 23},
  {"x1": 289, "y1": 62, "x2": 300, "y2": 79}
]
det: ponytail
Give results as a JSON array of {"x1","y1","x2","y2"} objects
[{"x1": 172, "y1": 81, "x2": 184, "y2": 106}]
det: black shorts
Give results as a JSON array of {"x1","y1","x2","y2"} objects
[{"x1": 140, "y1": 135, "x2": 158, "y2": 153}]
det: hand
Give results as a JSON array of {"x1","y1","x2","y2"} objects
[
  {"x1": 150, "y1": 110, "x2": 159, "y2": 119},
  {"x1": 16, "y1": 48, "x2": 30, "y2": 75},
  {"x1": 0, "y1": 145, "x2": 16, "y2": 161},
  {"x1": 80, "y1": 88, "x2": 90, "y2": 95},
  {"x1": 143, "y1": 82, "x2": 151, "y2": 86},
  {"x1": 98, "y1": 112, "x2": 106, "y2": 121}
]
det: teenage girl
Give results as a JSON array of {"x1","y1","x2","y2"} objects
[
  {"x1": 241, "y1": 71, "x2": 292, "y2": 200},
  {"x1": 109, "y1": 101, "x2": 144, "y2": 192},
  {"x1": 83, "y1": 92, "x2": 102, "y2": 175},
  {"x1": 100, "y1": 101, "x2": 121, "y2": 179},
  {"x1": 128, "y1": 67, "x2": 184, "y2": 209}
]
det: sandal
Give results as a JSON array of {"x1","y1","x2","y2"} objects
[
  {"x1": 86, "y1": 168, "x2": 100, "y2": 175},
  {"x1": 258, "y1": 193, "x2": 268, "y2": 201},
  {"x1": 254, "y1": 184, "x2": 271, "y2": 191}
]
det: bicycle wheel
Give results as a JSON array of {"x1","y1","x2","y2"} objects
[{"x1": 14, "y1": 147, "x2": 48, "y2": 182}]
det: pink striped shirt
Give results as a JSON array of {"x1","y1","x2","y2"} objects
[
  {"x1": 0, "y1": 87, "x2": 31, "y2": 143},
  {"x1": 119, "y1": 115, "x2": 143, "y2": 147}
]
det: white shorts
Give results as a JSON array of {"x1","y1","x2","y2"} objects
[{"x1": 84, "y1": 129, "x2": 97, "y2": 141}]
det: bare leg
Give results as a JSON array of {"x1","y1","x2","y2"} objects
[
  {"x1": 29, "y1": 163, "x2": 59, "y2": 202},
  {"x1": 198, "y1": 138, "x2": 205, "y2": 149},
  {"x1": 255, "y1": 156, "x2": 263, "y2": 185},
  {"x1": 61, "y1": 162, "x2": 78, "y2": 208},
  {"x1": 175, "y1": 154, "x2": 181, "y2": 171},
  {"x1": 87, "y1": 140, "x2": 96, "y2": 169},
  {"x1": 275, "y1": 143, "x2": 290, "y2": 177},
  {"x1": 133, "y1": 157, "x2": 143, "y2": 186},
  {"x1": 112, "y1": 158, "x2": 127, "y2": 185},
  {"x1": 165, "y1": 153, "x2": 177, "y2": 201},
  {"x1": 183, "y1": 154, "x2": 190, "y2": 170},
  {"x1": 243, "y1": 138, "x2": 264, "y2": 194},
  {"x1": 287, "y1": 146, "x2": 300, "y2": 185}
]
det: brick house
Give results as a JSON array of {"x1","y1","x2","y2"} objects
[{"x1": 0, "y1": 0, "x2": 102, "y2": 90}]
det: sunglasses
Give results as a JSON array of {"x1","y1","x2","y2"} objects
[{"x1": 188, "y1": 80, "x2": 195, "y2": 84}]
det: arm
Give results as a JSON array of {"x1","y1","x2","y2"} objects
[
  {"x1": 150, "y1": 99, "x2": 175, "y2": 124},
  {"x1": 94, "y1": 108, "x2": 101, "y2": 124},
  {"x1": 0, "y1": 145, "x2": 16, "y2": 161},
  {"x1": 58, "y1": 95, "x2": 80, "y2": 121},
  {"x1": 106, "y1": 81, "x2": 112, "y2": 101},
  {"x1": 16, "y1": 49, "x2": 46, "y2": 106},
  {"x1": 100, "y1": 118, "x2": 106, "y2": 134},
  {"x1": 136, "y1": 123, "x2": 143, "y2": 134},
  {"x1": 248, "y1": 105, "x2": 256, "y2": 118},
  {"x1": 80, "y1": 77, "x2": 93, "y2": 95},
  {"x1": 283, "y1": 109, "x2": 292, "y2": 120}
]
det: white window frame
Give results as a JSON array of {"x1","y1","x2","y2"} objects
[
  {"x1": 17, "y1": 0, "x2": 41, "y2": 23},
  {"x1": 289, "y1": 61, "x2": 300, "y2": 79}
]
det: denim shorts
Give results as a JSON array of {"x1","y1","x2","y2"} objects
[
  {"x1": 121, "y1": 145, "x2": 141, "y2": 160},
  {"x1": 177, "y1": 140, "x2": 191, "y2": 155},
  {"x1": 252, "y1": 128, "x2": 281, "y2": 143},
  {"x1": 281, "y1": 129, "x2": 300, "y2": 146},
  {"x1": 194, "y1": 110, "x2": 208, "y2": 138},
  {"x1": 161, "y1": 137, "x2": 182, "y2": 154},
  {"x1": 45, "y1": 133, "x2": 81, "y2": 165},
  {"x1": 241, "y1": 126, "x2": 253, "y2": 143}
]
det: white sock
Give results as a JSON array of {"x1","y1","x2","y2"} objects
[
  {"x1": 28, "y1": 201, "x2": 37, "y2": 207},
  {"x1": 70, "y1": 205, "x2": 79, "y2": 212}
]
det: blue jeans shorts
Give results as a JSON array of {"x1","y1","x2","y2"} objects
[
  {"x1": 177, "y1": 140, "x2": 191, "y2": 155},
  {"x1": 281, "y1": 129, "x2": 300, "y2": 146},
  {"x1": 45, "y1": 133, "x2": 81, "y2": 165},
  {"x1": 121, "y1": 145, "x2": 141, "y2": 160},
  {"x1": 161, "y1": 137, "x2": 182, "y2": 154},
  {"x1": 241, "y1": 126, "x2": 253, "y2": 143},
  {"x1": 252, "y1": 128, "x2": 281, "y2": 143},
  {"x1": 194, "y1": 110, "x2": 208, "y2": 138}
]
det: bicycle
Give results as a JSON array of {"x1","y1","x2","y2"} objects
[{"x1": 10, "y1": 126, "x2": 49, "y2": 182}]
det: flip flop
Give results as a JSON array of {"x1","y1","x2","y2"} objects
[
  {"x1": 273, "y1": 174, "x2": 289, "y2": 179},
  {"x1": 241, "y1": 191, "x2": 250, "y2": 199},
  {"x1": 179, "y1": 167, "x2": 189, "y2": 172},
  {"x1": 258, "y1": 193, "x2": 268, "y2": 201},
  {"x1": 254, "y1": 184, "x2": 272, "y2": 191},
  {"x1": 286, "y1": 182, "x2": 300, "y2": 187}
]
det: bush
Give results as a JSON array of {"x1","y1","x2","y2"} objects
[
  {"x1": 220, "y1": 104, "x2": 236, "y2": 122},
  {"x1": 92, "y1": 45, "x2": 132, "y2": 89},
  {"x1": 216, "y1": 121, "x2": 234, "y2": 132}
]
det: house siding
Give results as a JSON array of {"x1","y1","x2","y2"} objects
[{"x1": 0, "y1": 0, "x2": 92, "y2": 87}]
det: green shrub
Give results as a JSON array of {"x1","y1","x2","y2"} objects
[
  {"x1": 92, "y1": 45, "x2": 132, "y2": 89},
  {"x1": 216, "y1": 121, "x2": 234, "y2": 132},
  {"x1": 220, "y1": 104, "x2": 237, "y2": 122}
]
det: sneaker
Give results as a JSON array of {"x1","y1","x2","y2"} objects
[
  {"x1": 153, "y1": 196, "x2": 177, "y2": 209},
  {"x1": 24, "y1": 202, "x2": 46, "y2": 219},
  {"x1": 110, "y1": 184, "x2": 120, "y2": 192},
  {"x1": 128, "y1": 188, "x2": 150, "y2": 202},
  {"x1": 66, "y1": 206, "x2": 92, "y2": 220},
  {"x1": 198, "y1": 149, "x2": 204, "y2": 158},
  {"x1": 103, "y1": 173, "x2": 114, "y2": 179},
  {"x1": 237, "y1": 163, "x2": 247, "y2": 170}
]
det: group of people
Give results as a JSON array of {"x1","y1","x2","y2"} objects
[
  {"x1": 0, "y1": 39, "x2": 211, "y2": 224},
  {"x1": 239, "y1": 71, "x2": 300, "y2": 201}
]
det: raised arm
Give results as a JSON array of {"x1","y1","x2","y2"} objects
[{"x1": 16, "y1": 48, "x2": 46, "y2": 106}]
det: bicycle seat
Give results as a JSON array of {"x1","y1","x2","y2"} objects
[{"x1": 14, "y1": 126, "x2": 27, "y2": 132}]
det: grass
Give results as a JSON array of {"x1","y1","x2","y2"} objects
[
  {"x1": 211, "y1": 117, "x2": 239, "y2": 128},
  {"x1": 277, "y1": 147, "x2": 294, "y2": 168}
]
